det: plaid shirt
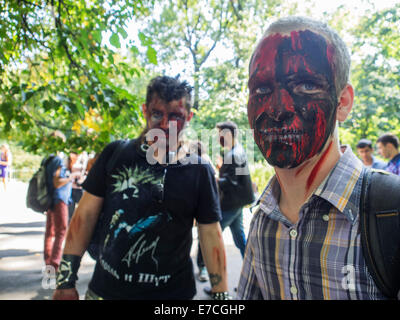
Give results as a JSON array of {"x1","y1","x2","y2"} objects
[
  {"x1": 386, "y1": 153, "x2": 400, "y2": 176},
  {"x1": 237, "y1": 149, "x2": 387, "y2": 300}
]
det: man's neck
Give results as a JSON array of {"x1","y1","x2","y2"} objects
[
  {"x1": 390, "y1": 151, "x2": 400, "y2": 162},
  {"x1": 274, "y1": 138, "x2": 341, "y2": 224},
  {"x1": 363, "y1": 157, "x2": 373, "y2": 166},
  {"x1": 224, "y1": 140, "x2": 236, "y2": 151}
]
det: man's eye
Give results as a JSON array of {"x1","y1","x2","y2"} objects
[
  {"x1": 295, "y1": 82, "x2": 322, "y2": 93},
  {"x1": 151, "y1": 111, "x2": 163, "y2": 120},
  {"x1": 254, "y1": 87, "x2": 272, "y2": 96}
]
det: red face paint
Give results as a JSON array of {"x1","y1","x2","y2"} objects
[
  {"x1": 248, "y1": 30, "x2": 338, "y2": 169},
  {"x1": 145, "y1": 96, "x2": 189, "y2": 149}
]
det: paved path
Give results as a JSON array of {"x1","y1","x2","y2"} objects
[{"x1": 0, "y1": 180, "x2": 251, "y2": 300}]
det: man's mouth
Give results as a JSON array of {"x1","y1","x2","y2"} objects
[{"x1": 258, "y1": 128, "x2": 303, "y2": 144}]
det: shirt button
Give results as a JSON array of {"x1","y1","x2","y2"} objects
[
  {"x1": 289, "y1": 229, "x2": 298, "y2": 238},
  {"x1": 290, "y1": 286, "x2": 298, "y2": 295},
  {"x1": 322, "y1": 214, "x2": 329, "y2": 222}
]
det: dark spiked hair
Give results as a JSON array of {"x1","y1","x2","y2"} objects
[{"x1": 145, "y1": 76, "x2": 193, "y2": 111}]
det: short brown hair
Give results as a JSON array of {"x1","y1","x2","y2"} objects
[{"x1": 216, "y1": 121, "x2": 238, "y2": 138}]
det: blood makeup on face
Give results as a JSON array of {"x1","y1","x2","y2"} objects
[
  {"x1": 248, "y1": 30, "x2": 338, "y2": 168},
  {"x1": 145, "y1": 96, "x2": 189, "y2": 145}
]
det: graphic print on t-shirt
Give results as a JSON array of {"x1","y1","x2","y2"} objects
[
  {"x1": 100, "y1": 163, "x2": 172, "y2": 281},
  {"x1": 111, "y1": 165, "x2": 159, "y2": 199}
]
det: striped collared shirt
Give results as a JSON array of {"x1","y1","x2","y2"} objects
[{"x1": 237, "y1": 148, "x2": 387, "y2": 300}]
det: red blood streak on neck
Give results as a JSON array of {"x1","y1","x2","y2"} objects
[
  {"x1": 276, "y1": 172, "x2": 284, "y2": 194},
  {"x1": 295, "y1": 161, "x2": 309, "y2": 177},
  {"x1": 306, "y1": 141, "x2": 333, "y2": 192}
]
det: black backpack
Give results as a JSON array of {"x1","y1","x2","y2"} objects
[
  {"x1": 26, "y1": 155, "x2": 55, "y2": 213},
  {"x1": 360, "y1": 168, "x2": 400, "y2": 299},
  {"x1": 87, "y1": 139, "x2": 129, "y2": 260}
]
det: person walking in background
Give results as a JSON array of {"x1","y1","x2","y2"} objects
[
  {"x1": 203, "y1": 121, "x2": 255, "y2": 295},
  {"x1": 216, "y1": 121, "x2": 255, "y2": 257},
  {"x1": 67, "y1": 151, "x2": 88, "y2": 223},
  {"x1": 356, "y1": 138, "x2": 386, "y2": 169},
  {"x1": 44, "y1": 149, "x2": 78, "y2": 271},
  {"x1": 0, "y1": 144, "x2": 11, "y2": 192},
  {"x1": 376, "y1": 133, "x2": 400, "y2": 176}
]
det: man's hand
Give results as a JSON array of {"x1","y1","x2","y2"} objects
[{"x1": 53, "y1": 288, "x2": 79, "y2": 300}]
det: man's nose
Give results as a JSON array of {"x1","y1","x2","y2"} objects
[
  {"x1": 266, "y1": 88, "x2": 295, "y2": 122},
  {"x1": 159, "y1": 115, "x2": 169, "y2": 130}
]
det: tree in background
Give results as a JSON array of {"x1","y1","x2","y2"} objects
[
  {"x1": 343, "y1": 3, "x2": 400, "y2": 148},
  {"x1": 1, "y1": 0, "x2": 399, "y2": 181},
  {"x1": 0, "y1": 0, "x2": 155, "y2": 154}
]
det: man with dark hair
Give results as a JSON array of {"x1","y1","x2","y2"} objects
[
  {"x1": 238, "y1": 16, "x2": 393, "y2": 299},
  {"x1": 202, "y1": 120, "x2": 255, "y2": 295},
  {"x1": 356, "y1": 138, "x2": 386, "y2": 169},
  {"x1": 376, "y1": 133, "x2": 400, "y2": 176},
  {"x1": 215, "y1": 121, "x2": 254, "y2": 260},
  {"x1": 53, "y1": 76, "x2": 229, "y2": 300}
]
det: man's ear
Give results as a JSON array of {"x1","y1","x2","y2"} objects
[
  {"x1": 186, "y1": 111, "x2": 194, "y2": 122},
  {"x1": 142, "y1": 103, "x2": 147, "y2": 117},
  {"x1": 336, "y1": 84, "x2": 354, "y2": 122}
]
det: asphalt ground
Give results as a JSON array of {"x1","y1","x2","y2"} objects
[{"x1": 0, "y1": 180, "x2": 251, "y2": 300}]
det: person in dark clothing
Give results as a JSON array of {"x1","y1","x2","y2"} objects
[
  {"x1": 52, "y1": 76, "x2": 230, "y2": 300},
  {"x1": 376, "y1": 133, "x2": 400, "y2": 176},
  {"x1": 216, "y1": 121, "x2": 255, "y2": 256},
  {"x1": 201, "y1": 121, "x2": 255, "y2": 293}
]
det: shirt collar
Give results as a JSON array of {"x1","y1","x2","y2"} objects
[
  {"x1": 314, "y1": 147, "x2": 363, "y2": 223},
  {"x1": 389, "y1": 153, "x2": 400, "y2": 164},
  {"x1": 258, "y1": 147, "x2": 364, "y2": 224}
]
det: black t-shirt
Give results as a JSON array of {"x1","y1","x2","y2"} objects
[{"x1": 82, "y1": 139, "x2": 221, "y2": 299}]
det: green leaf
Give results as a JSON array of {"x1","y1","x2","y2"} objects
[
  {"x1": 22, "y1": 90, "x2": 35, "y2": 102},
  {"x1": 146, "y1": 46, "x2": 157, "y2": 65},
  {"x1": 92, "y1": 30, "x2": 102, "y2": 43},
  {"x1": 117, "y1": 27, "x2": 128, "y2": 39},
  {"x1": 110, "y1": 33, "x2": 121, "y2": 48},
  {"x1": 76, "y1": 101, "x2": 85, "y2": 118}
]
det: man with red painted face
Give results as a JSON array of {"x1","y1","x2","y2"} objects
[
  {"x1": 238, "y1": 17, "x2": 390, "y2": 300},
  {"x1": 52, "y1": 76, "x2": 229, "y2": 300}
]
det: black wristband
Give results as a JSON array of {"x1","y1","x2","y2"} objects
[
  {"x1": 56, "y1": 254, "x2": 81, "y2": 289},
  {"x1": 212, "y1": 292, "x2": 231, "y2": 300}
]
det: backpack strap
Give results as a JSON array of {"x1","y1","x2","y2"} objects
[
  {"x1": 105, "y1": 139, "x2": 130, "y2": 175},
  {"x1": 360, "y1": 167, "x2": 400, "y2": 299}
]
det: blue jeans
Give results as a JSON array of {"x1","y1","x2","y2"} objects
[{"x1": 197, "y1": 207, "x2": 246, "y2": 268}]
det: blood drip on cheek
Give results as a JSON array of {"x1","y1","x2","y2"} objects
[{"x1": 307, "y1": 105, "x2": 328, "y2": 159}]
